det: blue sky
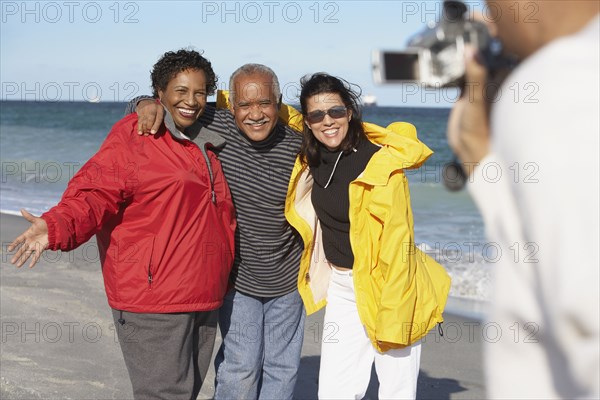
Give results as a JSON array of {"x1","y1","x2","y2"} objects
[{"x1": 0, "y1": 1, "x2": 483, "y2": 107}]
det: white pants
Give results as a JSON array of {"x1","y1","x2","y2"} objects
[{"x1": 318, "y1": 268, "x2": 421, "y2": 400}]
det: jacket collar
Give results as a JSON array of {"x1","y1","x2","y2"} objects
[
  {"x1": 356, "y1": 122, "x2": 433, "y2": 186},
  {"x1": 163, "y1": 107, "x2": 226, "y2": 150}
]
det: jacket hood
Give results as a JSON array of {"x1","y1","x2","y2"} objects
[
  {"x1": 163, "y1": 107, "x2": 226, "y2": 150},
  {"x1": 358, "y1": 121, "x2": 433, "y2": 186}
]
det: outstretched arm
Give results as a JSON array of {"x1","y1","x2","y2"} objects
[{"x1": 9, "y1": 119, "x2": 136, "y2": 268}]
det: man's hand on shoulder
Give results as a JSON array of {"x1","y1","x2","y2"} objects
[{"x1": 136, "y1": 99, "x2": 165, "y2": 136}]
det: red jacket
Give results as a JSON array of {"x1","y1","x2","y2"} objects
[{"x1": 42, "y1": 113, "x2": 236, "y2": 313}]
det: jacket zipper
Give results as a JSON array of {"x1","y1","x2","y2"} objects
[
  {"x1": 192, "y1": 143, "x2": 217, "y2": 205},
  {"x1": 204, "y1": 149, "x2": 217, "y2": 205},
  {"x1": 148, "y1": 263, "x2": 153, "y2": 289}
]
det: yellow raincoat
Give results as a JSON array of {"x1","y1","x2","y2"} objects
[{"x1": 284, "y1": 121, "x2": 451, "y2": 352}]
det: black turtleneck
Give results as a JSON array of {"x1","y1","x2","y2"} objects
[{"x1": 310, "y1": 136, "x2": 379, "y2": 269}]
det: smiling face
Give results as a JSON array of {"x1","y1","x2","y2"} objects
[
  {"x1": 304, "y1": 92, "x2": 352, "y2": 151},
  {"x1": 158, "y1": 68, "x2": 207, "y2": 131},
  {"x1": 230, "y1": 72, "x2": 279, "y2": 141}
]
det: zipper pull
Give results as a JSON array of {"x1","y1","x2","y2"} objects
[
  {"x1": 211, "y1": 190, "x2": 216, "y2": 204},
  {"x1": 148, "y1": 270, "x2": 153, "y2": 287}
]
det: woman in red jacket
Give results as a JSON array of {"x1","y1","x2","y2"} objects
[{"x1": 8, "y1": 49, "x2": 236, "y2": 399}]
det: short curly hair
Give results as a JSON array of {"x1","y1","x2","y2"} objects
[{"x1": 151, "y1": 49, "x2": 217, "y2": 98}]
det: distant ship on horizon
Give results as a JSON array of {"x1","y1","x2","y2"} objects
[{"x1": 363, "y1": 94, "x2": 377, "y2": 107}]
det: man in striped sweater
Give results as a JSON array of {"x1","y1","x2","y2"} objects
[{"x1": 129, "y1": 64, "x2": 304, "y2": 400}]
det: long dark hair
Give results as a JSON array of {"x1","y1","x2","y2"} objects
[{"x1": 299, "y1": 73, "x2": 365, "y2": 167}]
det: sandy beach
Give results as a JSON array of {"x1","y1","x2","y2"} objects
[{"x1": 1, "y1": 213, "x2": 486, "y2": 399}]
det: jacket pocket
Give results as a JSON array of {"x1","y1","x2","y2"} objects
[
  {"x1": 120, "y1": 235, "x2": 156, "y2": 290},
  {"x1": 361, "y1": 212, "x2": 384, "y2": 278}
]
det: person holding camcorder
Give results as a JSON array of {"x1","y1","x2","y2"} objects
[
  {"x1": 377, "y1": 0, "x2": 599, "y2": 397},
  {"x1": 445, "y1": 1, "x2": 599, "y2": 398}
]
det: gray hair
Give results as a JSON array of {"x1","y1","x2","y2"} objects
[{"x1": 229, "y1": 63, "x2": 281, "y2": 105}]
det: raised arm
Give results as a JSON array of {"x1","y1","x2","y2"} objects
[{"x1": 127, "y1": 90, "x2": 306, "y2": 139}]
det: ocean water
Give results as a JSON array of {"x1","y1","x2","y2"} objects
[{"x1": 0, "y1": 101, "x2": 490, "y2": 303}]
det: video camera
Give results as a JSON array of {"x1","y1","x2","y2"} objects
[
  {"x1": 372, "y1": 0, "x2": 512, "y2": 88},
  {"x1": 372, "y1": 0, "x2": 517, "y2": 191}
]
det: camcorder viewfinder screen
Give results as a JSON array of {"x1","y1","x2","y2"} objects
[{"x1": 382, "y1": 52, "x2": 420, "y2": 81}]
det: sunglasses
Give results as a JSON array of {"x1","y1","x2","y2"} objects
[{"x1": 305, "y1": 106, "x2": 348, "y2": 124}]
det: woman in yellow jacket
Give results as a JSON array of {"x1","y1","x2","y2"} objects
[{"x1": 285, "y1": 73, "x2": 451, "y2": 399}]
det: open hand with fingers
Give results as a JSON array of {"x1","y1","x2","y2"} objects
[{"x1": 8, "y1": 209, "x2": 49, "y2": 268}]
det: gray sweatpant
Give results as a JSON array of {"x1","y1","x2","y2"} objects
[{"x1": 112, "y1": 309, "x2": 218, "y2": 400}]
